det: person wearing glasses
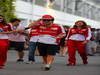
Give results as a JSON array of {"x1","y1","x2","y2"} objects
[{"x1": 37, "y1": 15, "x2": 65, "y2": 70}]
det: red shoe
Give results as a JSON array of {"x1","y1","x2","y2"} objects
[
  {"x1": 0, "y1": 66, "x2": 4, "y2": 69},
  {"x1": 66, "y1": 63, "x2": 75, "y2": 66},
  {"x1": 0, "y1": 64, "x2": 5, "y2": 69},
  {"x1": 83, "y1": 61, "x2": 88, "y2": 65}
]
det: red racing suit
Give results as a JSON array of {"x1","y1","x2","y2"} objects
[
  {"x1": 38, "y1": 24, "x2": 64, "y2": 45},
  {"x1": 66, "y1": 28, "x2": 89, "y2": 64},
  {"x1": 0, "y1": 24, "x2": 11, "y2": 66}
]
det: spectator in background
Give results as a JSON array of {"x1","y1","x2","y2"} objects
[
  {"x1": 96, "y1": 29, "x2": 100, "y2": 53},
  {"x1": 59, "y1": 25, "x2": 70, "y2": 56},
  {"x1": 96, "y1": 29, "x2": 100, "y2": 45},
  {"x1": 86, "y1": 28, "x2": 97, "y2": 56}
]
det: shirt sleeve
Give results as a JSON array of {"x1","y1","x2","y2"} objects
[
  {"x1": 65, "y1": 28, "x2": 71, "y2": 40},
  {"x1": 59, "y1": 25, "x2": 65, "y2": 33},
  {"x1": 7, "y1": 24, "x2": 12, "y2": 31},
  {"x1": 86, "y1": 28, "x2": 92, "y2": 40}
]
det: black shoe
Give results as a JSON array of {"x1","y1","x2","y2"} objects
[
  {"x1": 16, "y1": 59, "x2": 24, "y2": 63},
  {"x1": 66, "y1": 63, "x2": 76, "y2": 66},
  {"x1": 83, "y1": 60, "x2": 88, "y2": 65},
  {"x1": 87, "y1": 54, "x2": 94, "y2": 56}
]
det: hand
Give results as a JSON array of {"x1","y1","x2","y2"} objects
[
  {"x1": 16, "y1": 30, "x2": 25, "y2": 33},
  {"x1": 82, "y1": 40, "x2": 89, "y2": 44},
  {"x1": 57, "y1": 33, "x2": 66, "y2": 38},
  {"x1": 56, "y1": 38, "x2": 61, "y2": 44}
]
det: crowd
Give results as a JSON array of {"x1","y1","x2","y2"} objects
[{"x1": 0, "y1": 14, "x2": 100, "y2": 70}]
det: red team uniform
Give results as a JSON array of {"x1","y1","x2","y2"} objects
[
  {"x1": 38, "y1": 24, "x2": 64, "y2": 45},
  {"x1": 35, "y1": 15, "x2": 65, "y2": 70},
  {"x1": 66, "y1": 27, "x2": 90, "y2": 65},
  {"x1": 0, "y1": 24, "x2": 11, "y2": 68}
]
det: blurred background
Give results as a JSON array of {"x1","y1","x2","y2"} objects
[{"x1": 1, "y1": 0, "x2": 100, "y2": 28}]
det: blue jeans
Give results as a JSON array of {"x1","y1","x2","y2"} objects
[{"x1": 28, "y1": 42, "x2": 37, "y2": 61}]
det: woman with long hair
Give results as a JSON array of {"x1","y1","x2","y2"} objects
[
  {"x1": 0, "y1": 15, "x2": 12, "y2": 69},
  {"x1": 66, "y1": 20, "x2": 91, "y2": 66}
]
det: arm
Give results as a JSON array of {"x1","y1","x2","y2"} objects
[
  {"x1": 65, "y1": 29, "x2": 71, "y2": 40},
  {"x1": 0, "y1": 30, "x2": 22, "y2": 34},
  {"x1": 56, "y1": 25, "x2": 66, "y2": 44},
  {"x1": 83, "y1": 28, "x2": 92, "y2": 44},
  {"x1": 24, "y1": 23, "x2": 40, "y2": 30},
  {"x1": 56, "y1": 25, "x2": 66, "y2": 38},
  {"x1": 17, "y1": 30, "x2": 29, "y2": 36},
  {"x1": 25, "y1": 19, "x2": 41, "y2": 30},
  {"x1": 86, "y1": 28, "x2": 92, "y2": 40}
]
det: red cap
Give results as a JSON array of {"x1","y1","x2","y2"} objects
[{"x1": 42, "y1": 15, "x2": 54, "y2": 19}]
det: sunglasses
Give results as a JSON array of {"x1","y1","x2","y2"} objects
[{"x1": 42, "y1": 19, "x2": 54, "y2": 22}]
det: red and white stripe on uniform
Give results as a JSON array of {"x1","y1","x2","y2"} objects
[{"x1": 38, "y1": 24, "x2": 65, "y2": 44}]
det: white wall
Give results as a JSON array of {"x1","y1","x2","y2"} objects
[
  {"x1": 15, "y1": 1, "x2": 100, "y2": 28},
  {"x1": 33, "y1": 5, "x2": 100, "y2": 28},
  {"x1": 15, "y1": 0, "x2": 33, "y2": 25},
  {"x1": 15, "y1": 0, "x2": 33, "y2": 18}
]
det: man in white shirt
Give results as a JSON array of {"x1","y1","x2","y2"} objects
[{"x1": 8, "y1": 18, "x2": 28, "y2": 63}]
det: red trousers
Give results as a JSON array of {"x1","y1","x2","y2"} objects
[
  {"x1": 67, "y1": 40, "x2": 87, "y2": 64},
  {"x1": 0, "y1": 39, "x2": 9, "y2": 66}
]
